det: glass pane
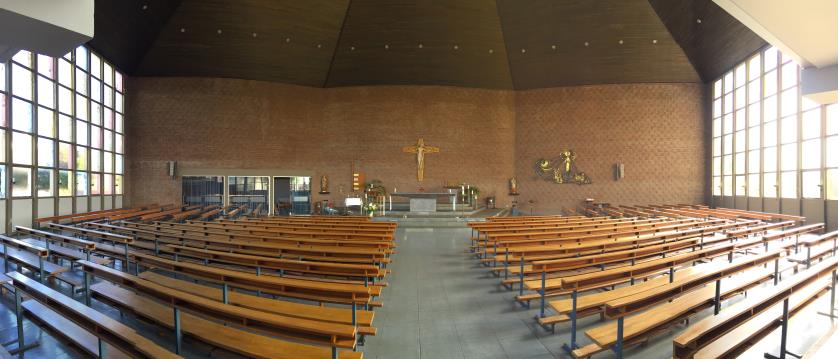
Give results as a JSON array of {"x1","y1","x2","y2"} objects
[
  {"x1": 724, "y1": 72, "x2": 733, "y2": 93},
  {"x1": 735, "y1": 109, "x2": 746, "y2": 131},
  {"x1": 58, "y1": 114, "x2": 72, "y2": 142},
  {"x1": 76, "y1": 172, "x2": 88, "y2": 196},
  {"x1": 781, "y1": 62, "x2": 798, "y2": 89},
  {"x1": 76, "y1": 94, "x2": 88, "y2": 121},
  {"x1": 723, "y1": 114, "x2": 733, "y2": 134},
  {"x1": 75, "y1": 46, "x2": 88, "y2": 70},
  {"x1": 115, "y1": 93, "x2": 123, "y2": 113},
  {"x1": 764, "y1": 95, "x2": 777, "y2": 122},
  {"x1": 0, "y1": 93, "x2": 5, "y2": 127},
  {"x1": 713, "y1": 156, "x2": 721, "y2": 175},
  {"x1": 764, "y1": 70, "x2": 777, "y2": 97},
  {"x1": 104, "y1": 174, "x2": 113, "y2": 195},
  {"x1": 37, "y1": 138, "x2": 54, "y2": 167},
  {"x1": 90, "y1": 53, "x2": 101, "y2": 78},
  {"x1": 735, "y1": 175, "x2": 746, "y2": 196},
  {"x1": 781, "y1": 171, "x2": 797, "y2": 198},
  {"x1": 748, "y1": 150, "x2": 760, "y2": 173},
  {"x1": 115, "y1": 175, "x2": 123, "y2": 195},
  {"x1": 115, "y1": 154, "x2": 123, "y2": 174},
  {"x1": 801, "y1": 139, "x2": 821, "y2": 169},
  {"x1": 749, "y1": 55, "x2": 761, "y2": 80},
  {"x1": 104, "y1": 107, "x2": 113, "y2": 129},
  {"x1": 12, "y1": 50, "x2": 32, "y2": 67},
  {"x1": 92, "y1": 103, "x2": 102, "y2": 125},
  {"x1": 76, "y1": 147, "x2": 87, "y2": 170},
  {"x1": 11, "y1": 98, "x2": 33, "y2": 132},
  {"x1": 12, "y1": 167, "x2": 31, "y2": 197},
  {"x1": 91, "y1": 126, "x2": 102, "y2": 149},
  {"x1": 713, "y1": 99, "x2": 721, "y2": 119},
  {"x1": 713, "y1": 176, "x2": 721, "y2": 196},
  {"x1": 781, "y1": 87, "x2": 798, "y2": 117},
  {"x1": 748, "y1": 126, "x2": 761, "y2": 150},
  {"x1": 763, "y1": 174, "x2": 781, "y2": 198},
  {"x1": 723, "y1": 135, "x2": 733, "y2": 155},
  {"x1": 12, "y1": 64, "x2": 33, "y2": 100},
  {"x1": 104, "y1": 86, "x2": 113, "y2": 108},
  {"x1": 115, "y1": 133, "x2": 123, "y2": 154},
  {"x1": 12, "y1": 132, "x2": 32, "y2": 165},
  {"x1": 827, "y1": 169, "x2": 838, "y2": 200},
  {"x1": 724, "y1": 94, "x2": 733, "y2": 114},
  {"x1": 37, "y1": 55, "x2": 55, "y2": 79},
  {"x1": 115, "y1": 72, "x2": 123, "y2": 93},
  {"x1": 90, "y1": 173, "x2": 101, "y2": 195},
  {"x1": 748, "y1": 79, "x2": 761, "y2": 104},
  {"x1": 802, "y1": 171, "x2": 821, "y2": 199},
  {"x1": 781, "y1": 116, "x2": 798, "y2": 144},
  {"x1": 735, "y1": 130, "x2": 746, "y2": 153},
  {"x1": 735, "y1": 64, "x2": 746, "y2": 87},
  {"x1": 37, "y1": 168, "x2": 53, "y2": 197},
  {"x1": 765, "y1": 47, "x2": 778, "y2": 71},
  {"x1": 37, "y1": 76, "x2": 54, "y2": 108},
  {"x1": 827, "y1": 104, "x2": 838, "y2": 136},
  {"x1": 76, "y1": 120, "x2": 88, "y2": 146},
  {"x1": 0, "y1": 166, "x2": 6, "y2": 199},
  {"x1": 91, "y1": 149, "x2": 101, "y2": 172},
  {"x1": 58, "y1": 86, "x2": 72, "y2": 115},
  {"x1": 764, "y1": 121, "x2": 777, "y2": 147},
  {"x1": 0, "y1": 130, "x2": 4, "y2": 161},
  {"x1": 115, "y1": 113, "x2": 123, "y2": 133},
  {"x1": 75, "y1": 68, "x2": 88, "y2": 96},
  {"x1": 58, "y1": 170, "x2": 72, "y2": 196},
  {"x1": 748, "y1": 174, "x2": 761, "y2": 197},
  {"x1": 735, "y1": 87, "x2": 746, "y2": 109},
  {"x1": 802, "y1": 96, "x2": 820, "y2": 112},
  {"x1": 58, "y1": 142, "x2": 72, "y2": 169},
  {"x1": 58, "y1": 59, "x2": 72, "y2": 87},
  {"x1": 801, "y1": 109, "x2": 821, "y2": 139},
  {"x1": 764, "y1": 146, "x2": 777, "y2": 172},
  {"x1": 104, "y1": 63, "x2": 113, "y2": 86},
  {"x1": 104, "y1": 130, "x2": 113, "y2": 151},
  {"x1": 723, "y1": 154, "x2": 733, "y2": 175},
  {"x1": 781, "y1": 143, "x2": 797, "y2": 171},
  {"x1": 827, "y1": 136, "x2": 838, "y2": 168},
  {"x1": 735, "y1": 152, "x2": 745, "y2": 174},
  {"x1": 104, "y1": 152, "x2": 113, "y2": 173},
  {"x1": 37, "y1": 107, "x2": 54, "y2": 138},
  {"x1": 0, "y1": 63, "x2": 5, "y2": 92},
  {"x1": 723, "y1": 176, "x2": 733, "y2": 196},
  {"x1": 91, "y1": 78, "x2": 101, "y2": 103}
]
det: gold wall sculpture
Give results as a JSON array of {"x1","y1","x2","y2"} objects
[{"x1": 535, "y1": 150, "x2": 591, "y2": 185}]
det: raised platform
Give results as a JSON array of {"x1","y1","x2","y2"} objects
[{"x1": 372, "y1": 207, "x2": 508, "y2": 227}]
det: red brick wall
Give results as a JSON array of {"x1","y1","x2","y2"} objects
[
  {"x1": 513, "y1": 84, "x2": 708, "y2": 214},
  {"x1": 125, "y1": 78, "x2": 517, "y2": 207},
  {"x1": 126, "y1": 78, "x2": 706, "y2": 214}
]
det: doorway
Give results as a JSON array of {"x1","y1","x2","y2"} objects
[{"x1": 273, "y1": 176, "x2": 311, "y2": 215}]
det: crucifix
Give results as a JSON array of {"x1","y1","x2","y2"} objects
[{"x1": 402, "y1": 138, "x2": 439, "y2": 181}]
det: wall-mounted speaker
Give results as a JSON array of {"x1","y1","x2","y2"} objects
[
  {"x1": 614, "y1": 163, "x2": 625, "y2": 180},
  {"x1": 167, "y1": 161, "x2": 177, "y2": 178}
]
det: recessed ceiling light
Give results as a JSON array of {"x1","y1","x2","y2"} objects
[
  {"x1": 551, "y1": 44, "x2": 557, "y2": 50},
  {"x1": 350, "y1": 46, "x2": 355, "y2": 51},
  {"x1": 384, "y1": 44, "x2": 389, "y2": 49},
  {"x1": 618, "y1": 40, "x2": 624, "y2": 45},
  {"x1": 488, "y1": 49, "x2": 494, "y2": 54},
  {"x1": 180, "y1": 28, "x2": 186, "y2": 33},
  {"x1": 252, "y1": 32, "x2": 258, "y2": 38},
  {"x1": 696, "y1": 19, "x2": 702, "y2": 24},
  {"x1": 453, "y1": 45, "x2": 459, "y2": 50},
  {"x1": 418, "y1": 43, "x2": 423, "y2": 48},
  {"x1": 285, "y1": 37, "x2": 291, "y2": 43},
  {"x1": 652, "y1": 39, "x2": 658, "y2": 44},
  {"x1": 217, "y1": 29, "x2": 222, "y2": 35},
  {"x1": 584, "y1": 41, "x2": 589, "y2": 47},
  {"x1": 317, "y1": 44, "x2": 322, "y2": 49},
  {"x1": 521, "y1": 48, "x2": 526, "y2": 53},
  {"x1": 142, "y1": 4, "x2": 148, "y2": 10}
]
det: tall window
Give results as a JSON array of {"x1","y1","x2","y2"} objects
[
  {"x1": 711, "y1": 46, "x2": 831, "y2": 201},
  {"x1": 1, "y1": 46, "x2": 126, "y2": 219}
]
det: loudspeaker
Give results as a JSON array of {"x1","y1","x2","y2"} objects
[
  {"x1": 614, "y1": 163, "x2": 625, "y2": 180},
  {"x1": 167, "y1": 161, "x2": 176, "y2": 178}
]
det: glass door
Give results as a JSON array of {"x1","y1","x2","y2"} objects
[{"x1": 228, "y1": 176, "x2": 269, "y2": 216}]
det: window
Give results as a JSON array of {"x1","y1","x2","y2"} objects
[
  {"x1": 0, "y1": 166, "x2": 6, "y2": 199},
  {"x1": 38, "y1": 108, "x2": 55, "y2": 137},
  {"x1": 748, "y1": 174, "x2": 761, "y2": 197},
  {"x1": 76, "y1": 172, "x2": 88, "y2": 196},
  {"x1": 58, "y1": 142, "x2": 72, "y2": 169},
  {"x1": 91, "y1": 173, "x2": 101, "y2": 195},
  {"x1": 801, "y1": 139, "x2": 820, "y2": 169},
  {"x1": 12, "y1": 132, "x2": 32, "y2": 165},
  {"x1": 58, "y1": 170, "x2": 72, "y2": 196},
  {"x1": 827, "y1": 169, "x2": 838, "y2": 200},
  {"x1": 11, "y1": 98, "x2": 32, "y2": 132},
  {"x1": 76, "y1": 147, "x2": 88, "y2": 170},
  {"x1": 802, "y1": 171, "x2": 821, "y2": 199},
  {"x1": 37, "y1": 76, "x2": 54, "y2": 108},
  {"x1": 781, "y1": 171, "x2": 797, "y2": 198},
  {"x1": 37, "y1": 138, "x2": 54, "y2": 167},
  {"x1": 12, "y1": 64, "x2": 33, "y2": 100},
  {"x1": 37, "y1": 169, "x2": 53, "y2": 197}
]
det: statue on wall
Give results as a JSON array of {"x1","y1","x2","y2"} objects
[
  {"x1": 319, "y1": 175, "x2": 330, "y2": 194},
  {"x1": 509, "y1": 177, "x2": 519, "y2": 195},
  {"x1": 535, "y1": 149, "x2": 592, "y2": 185}
]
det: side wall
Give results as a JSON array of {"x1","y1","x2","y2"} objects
[
  {"x1": 513, "y1": 84, "x2": 708, "y2": 214},
  {"x1": 126, "y1": 78, "x2": 517, "y2": 207}
]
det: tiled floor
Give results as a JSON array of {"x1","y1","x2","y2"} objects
[{"x1": 0, "y1": 228, "x2": 834, "y2": 359}]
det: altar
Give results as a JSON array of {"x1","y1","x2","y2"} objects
[{"x1": 391, "y1": 192, "x2": 457, "y2": 213}]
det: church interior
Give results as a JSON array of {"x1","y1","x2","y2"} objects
[{"x1": 0, "y1": 0, "x2": 836, "y2": 358}]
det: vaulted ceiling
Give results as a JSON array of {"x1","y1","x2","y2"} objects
[{"x1": 87, "y1": 0, "x2": 767, "y2": 90}]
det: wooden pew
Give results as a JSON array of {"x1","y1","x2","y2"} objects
[
  {"x1": 78, "y1": 261, "x2": 362, "y2": 358},
  {"x1": 673, "y1": 256, "x2": 837, "y2": 358},
  {"x1": 0, "y1": 235, "x2": 65, "y2": 283},
  {"x1": 7, "y1": 271, "x2": 180, "y2": 358},
  {"x1": 802, "y1": 323, "x2": 837, "y2": 359}
]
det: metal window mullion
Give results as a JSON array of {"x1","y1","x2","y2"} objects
[{"x1": 3, "y1": 61, "x2": 11, "y2": 234}]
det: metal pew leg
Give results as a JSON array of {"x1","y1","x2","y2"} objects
[
  {"x1": 7, "y1": 288, "x2": 40, "y2": 355},
  {"x1": 561, "y1": 289, "x2": 579, "y2": 353},
  {"x1": 764, "y1": 298, "x2": 801, "y2": 359},
  {"x1": 817, "y1": 269, "x2": 838, "y2": 319}
]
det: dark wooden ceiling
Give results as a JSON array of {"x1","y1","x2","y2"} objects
[{"x1": 85, "y1": 0, "x2": 766, "y2": 89}]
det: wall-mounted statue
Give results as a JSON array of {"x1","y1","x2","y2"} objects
[
  {"x1": 535, "y1": 149, "x2": 591, "y2": 185},
  {"x1": 509, "y1": 177, "x2": 519, "y2": 195},
  {"x1": 319, "y1": 175, "x2": 330, "y2": 194}
]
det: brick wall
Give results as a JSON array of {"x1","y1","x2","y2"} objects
[
  {"x1": 513, "y1": 84, "x2": 708, "y2": 214},
  {"x1": 126, "y1": 78, "x2": 707, "y2": 213},
  {"x1": 126, "y1": 78, "x2": 517, "y2": 207}
]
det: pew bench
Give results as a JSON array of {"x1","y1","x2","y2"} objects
[{"x1": 802, "y1": 323, "x2": 837, "y2": 359}]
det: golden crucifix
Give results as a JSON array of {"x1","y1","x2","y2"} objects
[{"x1": 402, "y1": 138, "x2": 440, "y2": 181}]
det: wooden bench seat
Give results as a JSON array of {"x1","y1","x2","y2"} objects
[
  {"x1": 138, "y1": 271, "x2": 377, "y2": 336},
  {"x1": 574, "y1": 267, "x2": 773, "y2": 358},
  {"x1": 22, "y1": 300, "x2": 131, "y2": 358},
  {"x1": 89, "y1": 281, "x2": 362, "y2": 359},
  {"x1": 20, "y1": 238, "x2": 111, "y2": 266},
  {"x1": 0, "y1": 239, "x2": 67, "y2": 278},
  {"x1": 7, "y1": 272, "x2": 181, "y2": 358}
]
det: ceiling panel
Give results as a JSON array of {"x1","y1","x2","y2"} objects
[
  {"x1": 648, "y1": 0, "x2": 767, "y2": 82},
  {"x1": 135, "y1": 0, "x2": 350, "y2": 87},
  {"x1": 498, "y1": 0, "x2": 700, "y2": 89},
  {"x1": 324, "y1": 0, "x2": 513, "y2": 89}
]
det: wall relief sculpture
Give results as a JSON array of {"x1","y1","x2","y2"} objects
[{"x1": 535, "y1": 149, "x2": 592, "y2": 185}]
